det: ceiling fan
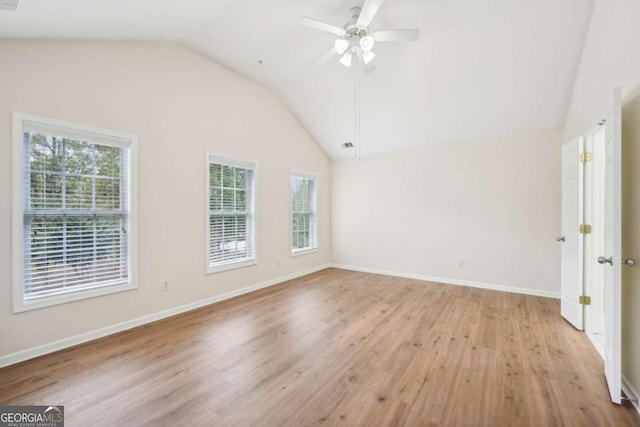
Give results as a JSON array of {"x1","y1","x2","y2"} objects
[{"x1": 299, "y1": 0, "x2": 419, "y2": 73}]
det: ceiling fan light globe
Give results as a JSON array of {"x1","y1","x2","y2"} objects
[
  {"x1": 334, "y1": 39, "x2": 349, "y2": 55},
  {"x1": 362, "y1": 50, "x2": 376, "y2": 64},
  {"x1": 360, "y1": 35, "x2": 375, "y2": 52},
  {"x1": 339, "y1": 51, "x2": 353, "y2": 67}
]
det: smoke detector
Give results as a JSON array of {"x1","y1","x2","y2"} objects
[{"x1": 0, "y1": 0, "x2": 19, "y2": 11}]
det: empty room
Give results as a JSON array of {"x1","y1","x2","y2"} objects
[{"x1": 1, "y1": 0, "x2": 639, "y2": 425}]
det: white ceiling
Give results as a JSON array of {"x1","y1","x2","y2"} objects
[{"x1": 0, "y1": 0, "x2": 594, "y2": 158}]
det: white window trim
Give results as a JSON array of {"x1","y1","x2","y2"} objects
[
  {"x1": 11, "y1": 112, "x2": 138, "y2": 313},
  {"x1": 205, "y1": 151, "x2": 259, "y2": 274},
  {"x1": 290, "y1": 169, "x2": 319, "y2": 257}
]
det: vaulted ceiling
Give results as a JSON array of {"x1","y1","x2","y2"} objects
[{"x1": 0, "y1": 0, "x2": 594, "y2": 158}]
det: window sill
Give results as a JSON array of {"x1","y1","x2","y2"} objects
[
  {"x1": 13, "y1": 281, "x2": 138, "y2": 313},
  {"x1": 207, "y1": 258, "x2": 258, "y2": 274},
  {"x1": 290, "y1": 248, "x2": 319, "y2": 258}
]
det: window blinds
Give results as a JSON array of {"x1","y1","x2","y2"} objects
[
  {"x1": 207, "y1": 155, "x2": 256, "y2": 269},
  {"x1": 291, "y1": 173, "x2": 317, "y2": 252},
  {"x1": 22, "y1": 123, "x2": 131, "y2": 299}
]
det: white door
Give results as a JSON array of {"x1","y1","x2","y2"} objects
[
  {"x1": 560, "y1": 137, "x2": 584, "y2": 330},
  {"x1": 599, "y1": 87, "x2": 622, "y2": 404},
  {"x1": 586, "y1": 126, "x2": 606, "y2": 338}
]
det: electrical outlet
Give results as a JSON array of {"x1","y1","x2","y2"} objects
[
  {"x1": 162, "y1": 279, "x2": 169, "y2": 290},
  {"x1": 276, "y1": 258, "x2": 281, "y2": 266},
  {"x1": 457, "y1": 259, "x2": 465, "y2": 268}
]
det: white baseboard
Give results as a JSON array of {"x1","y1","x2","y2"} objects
[
  {"x1": 622, "y1": 375, "x2": 640, "y2": 415},
  {"x1": 331, "y1": 264, "x2": 561, "y2": 299},
  {"x1": 0, "y1": 264, "x2": 331, "y2": 369}
]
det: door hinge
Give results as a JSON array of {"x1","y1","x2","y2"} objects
[
  {"x1": 579, "y1": 224, "x2": 592, "y2": 234},
  {"x1": 579, "y1": 152, "x2": 592, "y2": 162},
  {"x1": 579, "y1": 295, "x2": 591, "y2": 305}
]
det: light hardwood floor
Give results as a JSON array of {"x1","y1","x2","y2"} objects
[{"x1": 1, "y1": 268, "x2": 639, "y2": 426}]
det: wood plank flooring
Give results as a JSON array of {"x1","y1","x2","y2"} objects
[{"x1": 1, "y1": 268, "x2": 638, "y2": 426}]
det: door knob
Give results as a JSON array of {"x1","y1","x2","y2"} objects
[
  {"x1": 597, "y1": 256, "x2": 613, "y2": 265},
  {"x1": 623, "y1": 258, "x2": 636, "y2": 267},
  {"x1": 556, "y1": 236, "x2": 565, "y2": 242}
]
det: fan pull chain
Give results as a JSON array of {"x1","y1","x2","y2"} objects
[{"x1": 355, "y1": 64, "x2": 361, "y2": 161}]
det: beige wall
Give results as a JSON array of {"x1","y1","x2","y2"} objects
[
  {"x1": 622, "y1": 95, "x2": 640, "y2": 398},
  {"x1": 563, "y1": 0, "x2": 640, "y2": 398},
  {"x1": 0, "y1": 41, "x2": 331, "y2": 359},
  {"x1": 332, "y1": 128, "x2": 563, "y2": 296}
]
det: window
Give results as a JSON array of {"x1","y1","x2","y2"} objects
[
  {"x1": 12, "y1": 113, "x2": 137, "y2": 312},
  {"x1": 291, "y1": 171, "x2": 318, "y2": 255},
  {"x1": 206, "y1": 153, "x2": 257, "y2": 273}
]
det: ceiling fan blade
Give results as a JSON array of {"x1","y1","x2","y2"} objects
[
  {"x1": 372, "y1": 29, "x2": 420, "y2": 42},
  {"x1": 357, "y1": 0, "x2": 385, "y2": 27},
  {"x1": 314, "y1": 47, "x2": 338, "y2": 66},
  {"x1": 357, "y1": 50, "x2": 376, "y2": 74},
  {"x1": 299, "y1": 17, "x2": 346, "y2": 36}
]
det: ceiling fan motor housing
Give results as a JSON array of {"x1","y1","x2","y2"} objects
[{"x1": 343, "y1": 7, "x2": 369, "y2": 47}]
